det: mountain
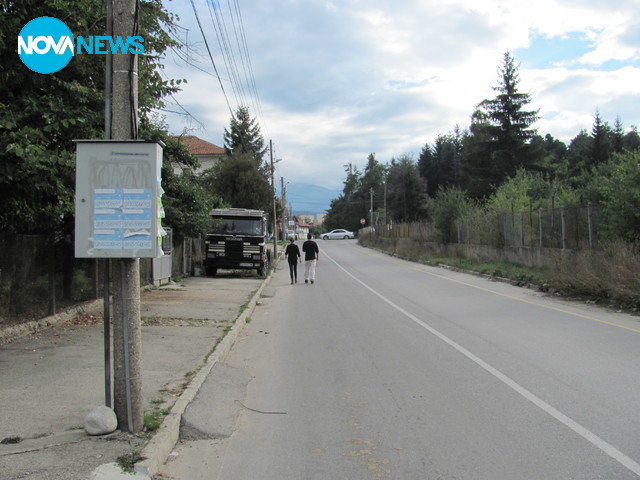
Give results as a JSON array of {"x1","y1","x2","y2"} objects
[{"x1": 284, "y1": 182, "x2": 341, "y2": 215}]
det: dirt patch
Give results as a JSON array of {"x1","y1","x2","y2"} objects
[{"x1": 141, "y1": 317, "x2": 232, "y2": 327}]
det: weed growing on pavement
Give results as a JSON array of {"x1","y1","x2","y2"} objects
[
  {"x1": 143, "y1": 408, "x2": 171, "y2": 432},
  {"x1": 1, "y1": 436, "x2": 22, "y2": 444},
  {"x1": 117, "y1": 449, "x2": 145, "y2": 473}
]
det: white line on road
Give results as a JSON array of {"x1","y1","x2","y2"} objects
[{"x1": 325, "y1": 251, "x2": 640, "y2": 477}]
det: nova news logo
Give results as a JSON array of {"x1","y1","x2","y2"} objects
[{"x1": 18, "y1": 16, "x2": 145, "y2": 74}]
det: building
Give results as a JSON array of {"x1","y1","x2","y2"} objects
[{"x1": 170, "y1": 135, "x2": 225, "y2": 173}]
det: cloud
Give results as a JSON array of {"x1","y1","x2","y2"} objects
[{"x1": 160, "y1": 0, "x2": 640, "y2": 193}]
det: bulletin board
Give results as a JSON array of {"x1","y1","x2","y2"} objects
[{"x1": 74, "y1": 140, "x2": 165, "y2": 258}]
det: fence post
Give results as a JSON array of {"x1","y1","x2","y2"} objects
[
  {"x1": 587, "y1": 203, "x2": 593, "y2": 249},
  {"x1": 520, "y1": 211, "x2": 525, "y2": 247},
  {"x1": 539, "y1": 208, "x2": 544, "y2": 248},
  {"x1": 561, "y1": 206, "x2": 566, "y2": 250}
]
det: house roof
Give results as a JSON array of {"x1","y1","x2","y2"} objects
[{"x1": 171, "y1": 135, "x2": 225, "y2": 156}]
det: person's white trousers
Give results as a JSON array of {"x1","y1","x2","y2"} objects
[{"x1": 304, "y1": 259, "x2": 317, "y2": 282}]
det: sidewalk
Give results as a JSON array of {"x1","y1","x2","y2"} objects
[{"x1": 0, "y1": 271, "x2": 272, "y2": 480}]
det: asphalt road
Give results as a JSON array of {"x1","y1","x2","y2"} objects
[{"x1": 160, "y1": 240, "x2": 640, "y2": 480}]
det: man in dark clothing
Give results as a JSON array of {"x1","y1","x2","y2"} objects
[
  {"x1": 284, "y1": 236, "x2": 301, "y2": 284},
  {"x1": 302, "y1": 233, "x2": 319, "y2": 284}
]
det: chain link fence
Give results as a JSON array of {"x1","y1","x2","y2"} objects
[
  {"x1": 373, "y1": 204, "x2": 608, "y2": 250},
  {"x1": 457, "y1": 204, "x2": 607, "y2": 249}
]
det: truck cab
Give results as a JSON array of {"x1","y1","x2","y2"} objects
[{"x1": 204, "y1": 208, "x2": 272, "y2": 277}]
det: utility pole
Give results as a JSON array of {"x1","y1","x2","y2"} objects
[
  {"x1": 110, "y1": 0, "x2": 143, "y2": 433},
  {"x1": 370, "y1": 188, "x2": 374, "y2": 229},
  {"x1": 270, "y1": 140, "x2": 277, "y2": 256},
  {"x1": 281, "y1": 176, "x2": 286, "y2": 240},
  {"x1": 383, "y1": 181, "x2": 387, "y2": 227}
]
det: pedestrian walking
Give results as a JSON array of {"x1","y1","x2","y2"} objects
[
  {"x1": 284, "y1": 236, "x2": 301, "y2": 284},
  {"x1": 302, "y1": 233, "x2": 319, "y2": 284}
]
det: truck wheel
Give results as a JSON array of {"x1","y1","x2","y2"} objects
[
  {"x1": 205, "y1": 267, "x2": 217, "y2": 277},
  {"x1": 257, "y1": 258, "x2": 269, "y2": 277}
]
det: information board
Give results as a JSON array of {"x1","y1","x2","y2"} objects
[{"x1": 74, "y1": 140, "x2": 165, "y2": 258}]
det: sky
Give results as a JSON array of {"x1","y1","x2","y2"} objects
[{"x1": 159, "y1": 0, "x2": 640, "y2": 193}]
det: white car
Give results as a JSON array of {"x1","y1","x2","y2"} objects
[{"x1": 321, "y1": 229, "x2": 355, "y2": 240}]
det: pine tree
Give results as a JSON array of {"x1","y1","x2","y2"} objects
[
  {"x1": 223, "y1": 106, "x2": 268, "y2": 165},
  {"x1": 462, "y1": 51, "x2": 541, "y2": 198},
  {"x1": 386, "y1": 154, "x2": 428, "y2": 221},
  {"x1": 590, "y1": 110, "x2": 612, "y2": 167}
]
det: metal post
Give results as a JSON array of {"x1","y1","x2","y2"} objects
[
  {"x1": 587, "y1": 203, "x2": 593, "y2": 249},
  {"x1": 103, "y1": 260, "x2": 111, "y2": 408},
  {"x1": 539, "y1": 208, "x2": 543, "y2": 249},
  {"x1": 561, "y1": 206, "x2": 566, "y2": 250}
]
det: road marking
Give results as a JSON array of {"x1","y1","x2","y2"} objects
[
  {"x1": 325, "y1": 251, "x2": 640, "y2": 477},
  {"x1": 363, "y1": 249, "x2": 640, "y2": 334},
  {"x1": 411, "y1": 264, "x2": 640, "y2": 333}
]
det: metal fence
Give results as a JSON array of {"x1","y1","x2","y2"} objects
[
  {"x1": 370, "y1": 204, "x2": 609, "y2": 250},
  {"x1": 0, "y1": 234, "x2": 203, "y2": 323},
  {"x1": 457, "y1": 204, "x2": 607, "y2": 249}
]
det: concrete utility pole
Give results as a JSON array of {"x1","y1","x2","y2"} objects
[
  {"x1": 270, "y1": 140, "x2": 277, "y2": 256},
  {"x1": 110, "y1": 0, "x2": 143, "y2": 433},
  {"x1": 281, "y1": 176, "x2": 286, "y2": 239},
  {"x1": 370, "y1": 188, "x2": 374, "y2": 229}
]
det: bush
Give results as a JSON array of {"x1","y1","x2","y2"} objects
[
  {"x1": 598, "y1": 151, "x2": 640, "y2": 242},
  {"x1": 432, "y1": 187, "x2": 473, "y2": 243}
]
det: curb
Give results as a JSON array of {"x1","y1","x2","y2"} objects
[{"x1": 132, "y1": 257, "x2": 280, "y2": 478}]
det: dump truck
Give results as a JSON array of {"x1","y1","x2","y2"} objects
[{"x1": 204, "y1": 208, "x2": 272, "y2": 277}]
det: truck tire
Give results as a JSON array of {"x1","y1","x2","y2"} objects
[
  {"x1": 205, "y1": 267, "x2": 217, "y2": 277},
  {"x1": 257, "y1": 257, "x2": 269, "y2": 277}
]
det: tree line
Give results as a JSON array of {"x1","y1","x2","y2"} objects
[{"x1": 323, "y1": 51, "x2": 640, "y2": 243}]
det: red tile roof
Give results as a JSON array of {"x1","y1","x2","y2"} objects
[{"x1": 171, "y1": 135, "x2": 225, "y2": 156}]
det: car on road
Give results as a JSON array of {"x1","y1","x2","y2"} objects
[{"x1": 321, "y1": 229, "x2": 355, "y2": 240}]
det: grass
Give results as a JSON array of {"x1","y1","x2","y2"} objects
[
  {"x1": 424, "y1": 256, "x2": 549, "y2": 289},
  {"x1": 117, "y1": 450, "x2": 145, "y2": 473},
  {"x1": 360, "y1": 236, "x2": 640, "y2": 312},
  {"x1": 143, "y1": 408, "x2": 171, "y2": 432}
]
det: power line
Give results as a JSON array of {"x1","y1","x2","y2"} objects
[
  {"x1": 202, "y1": 0, "x2": 268, "y2": 137},
  {"x1": 206, "y1": 0, "x2": 245, "y2": 108},
  {"x1": 227, "y1": 0, "x2": 263, "y2": 123},
  {"x1": 189, "y1": 0, "x2": 235, "y2": 119},
  {"x1": 188, "y1": 0, "x2": 269, "y2": 147}
]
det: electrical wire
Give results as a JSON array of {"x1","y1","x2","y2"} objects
[
  {"x1": 188, "y1": 0, "x2": 271, "y2": 156},
  {"x1": 189, "y1": 0, "x2": 235, "y2": 119}
]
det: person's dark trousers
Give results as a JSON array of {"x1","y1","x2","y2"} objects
[{"x1": 288, "y1": 262, "x2": 298, "y2": 283}]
